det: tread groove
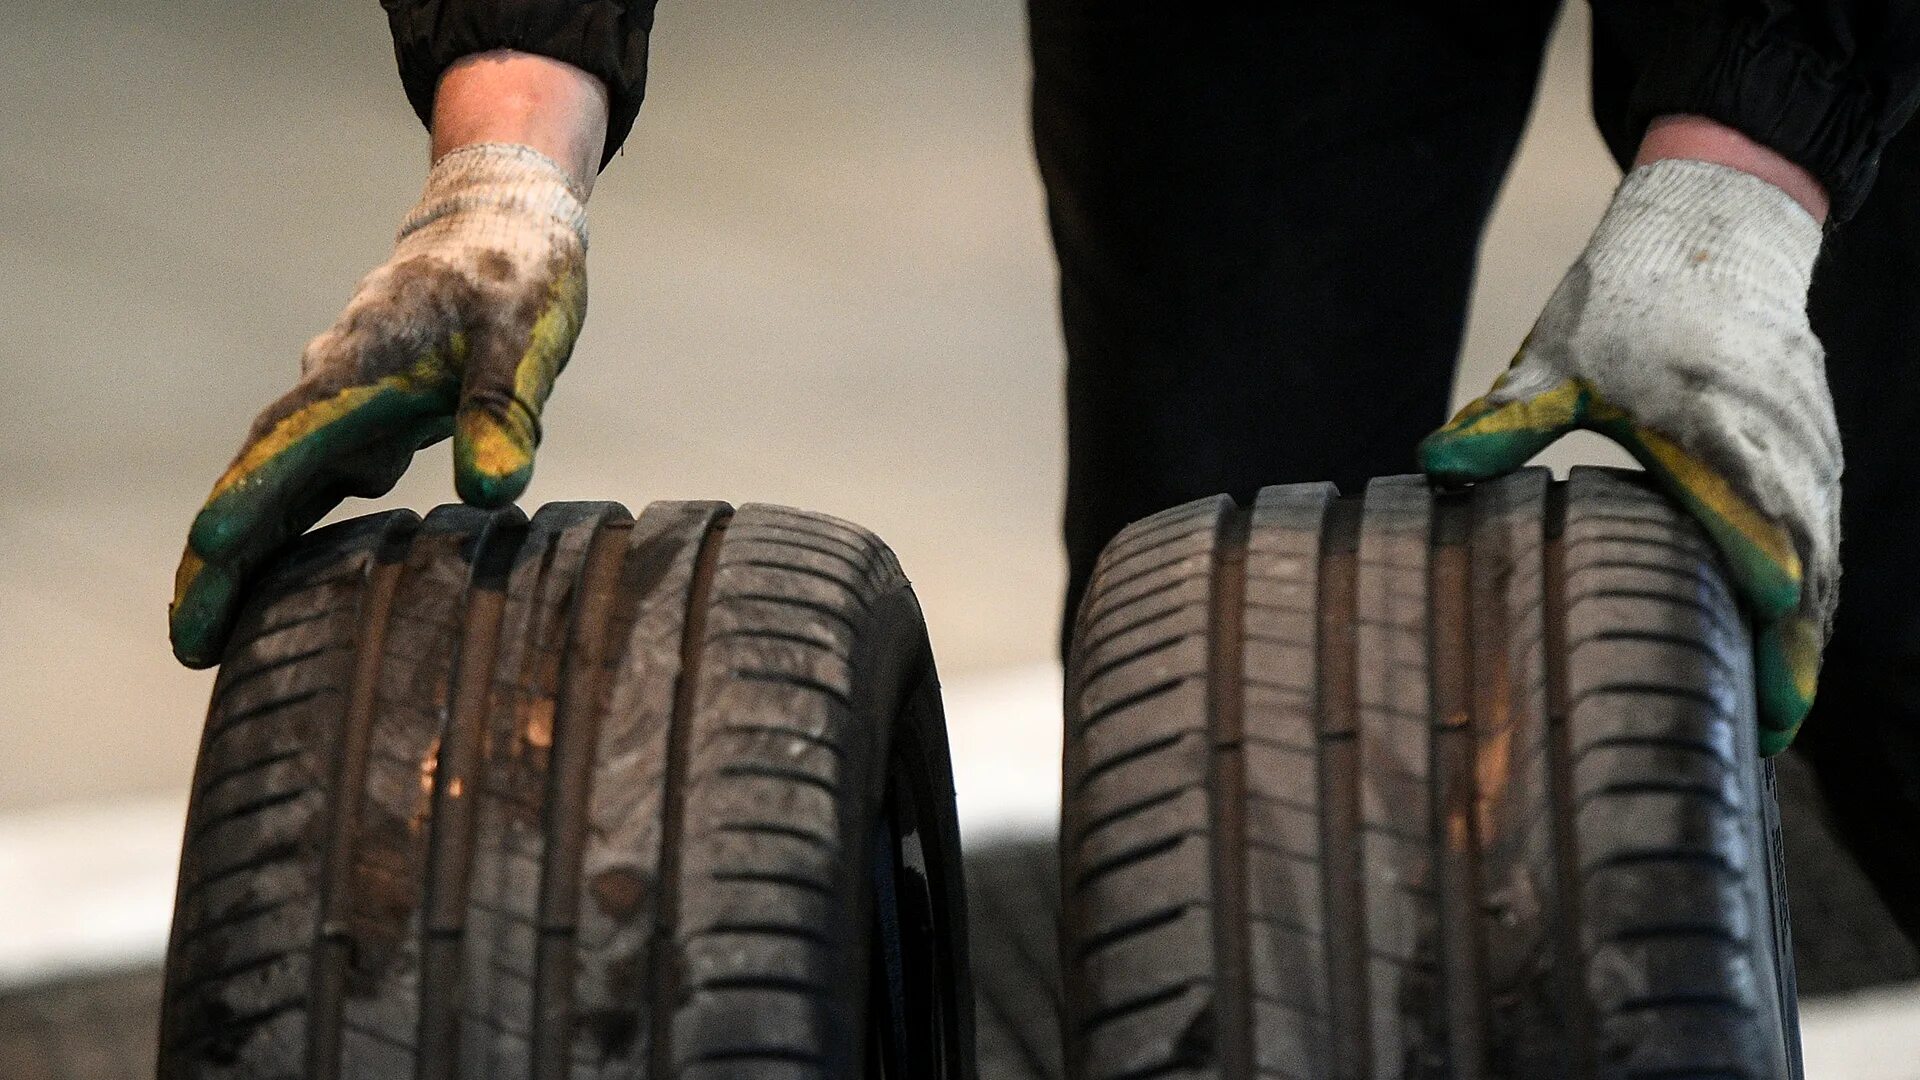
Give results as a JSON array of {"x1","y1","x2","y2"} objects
[
  {"x1": 1079, "y1": 633, "x2": 1188, "y2": 692},
  {"x1": 725, "y1": 592, "x2": 858, "y2": 637},
  {"x1": 697, "y1": 921, "x2": 835, "y2": 947},
  {"x1": 711, "y1": 723, "x2": 847, "y2": 758},
  {"x1": 1071, "y1": 832, "x2": 1188, "y2": 892},
  {"x1": 529, "y1": 514, "x2": 635, "y2": 1080},
  {"x1": 1077, "y1": 980, "x2": 1204, "y2": 1038},
  {"x1": 1544, "y1": 481, "x2": 1597, "y2": 1076},
  {"x1": 1081, "y1": 601, "x2": 1188, "y2": 658},
  {"x1": 203, "y1": 688, "x2": 332, "y2": 748},
  {"x1": 1075, "y1": 676, "x2": 1187, "y2": 737},
  {"x1": 732, "y1": 558, "x2": 869, "y2": 604},
  {"x1": 1084, "y1": 576, "x2": 1191, "y2": 637},
  {"x1": 1206, "y1": 505, "x2": 1255, "y2": 1080},
  {"x1": 709, "y1": 869, "x2": 835, "y2": 896},
  {"x1": 646, "y1": 511, "x2": 732, "y2": 1080},
  {"x1": 415, "y1": 513, "x2": 523, "y2": 1080},
  {"x1": 1071, "y1": 785, "x2": 1186, "y2": 849},
  {"x1": 1073, "y1": 731, "x2": 1187, "y2": 793},
  {"x1": 185, "y1": 786, "x2": 311, "y2": 842},
  {"x1": 722, "y1": 527, "x2": 872, "y2": 575},
  {"x1": 308, "y1": 516, "x2": 418, "y2": 1080},
  {"x1": 1316, "y1": 494, "x2": 1368, "y2": 1077},
  {"x1": 193, "y1": 746, "x2": 307, "y2": 802},
  {"x1": 714, "y1": 761, "x2": 841, "y2": 798},
  {"x1": 731, "y1": 667, "x2": 854, "y2": 710},
  {"x1": 710, "y1": 626, "x2": 841, "y2": 652},
  {"x1": 713, "y1": 819, "x2": 840, "y2": 852},
  {"x1": 1072, "y1": 903, "x2": 1193, "y2": 962},
  {"x1": 1430, "y1": 491, "x2": 1488, "y2": 1077}
]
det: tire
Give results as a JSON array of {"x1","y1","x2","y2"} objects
[
  {"x1": 1059, "y1": 467, "x2": 1801, "y2": 1080},
  {"x1": 158, "y1": 500, "x2": 974, "y2": 1080}
]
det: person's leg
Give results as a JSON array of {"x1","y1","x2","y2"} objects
[
  {"x1": 1592, "y1": 8, "x2": 1920, "y2": 944},
  {"x1": 1028, "y1": 3, "x2": 1562, "y2": 635}
]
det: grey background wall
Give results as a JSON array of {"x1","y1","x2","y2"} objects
[{"x1": 0, "y1": 0, "x2": 1623, "y2": 812}]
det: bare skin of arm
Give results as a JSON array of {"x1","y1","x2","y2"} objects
[
  {"x1": 432, "y1": 49, "x2": 611, "y2": 194},
  {"x1": 1637, "y1": 112, "x2": 1829, "y2": 223}
]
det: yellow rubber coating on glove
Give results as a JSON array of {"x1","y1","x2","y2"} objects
[
  {"x1": 203, "y1": 364, "x2": 447, "y2": 512},
  {"x1": 171, "y1": 549, "x2": 206, "y2": 621},
  {"x1": 1440, "y1": 377, "x2": 1586, "y2": 438},
  {"x1": 1597, "y1": 414, "x2": 1802, "y2": 619},
  {"x1": 451, "y1": 269, "x2": 584, "y2": 506}
]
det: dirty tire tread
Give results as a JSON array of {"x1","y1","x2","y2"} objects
[
  {"x1": 160, "y1": 502, "x2": 973, "y2": 1080},
  {"x1": 1061, "y1": 468, "x2": 1800, "y2": 1080}
]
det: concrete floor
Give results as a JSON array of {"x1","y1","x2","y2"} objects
[{"x1": 0, "y1": 0, "x2": 1625, "y2": 813}]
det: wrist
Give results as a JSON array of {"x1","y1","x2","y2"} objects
[
  {"x1": 401, "y1": 144, "x2": 589, "y2": 249},
  {"x1": 1587, "y1": 159, "x2": 1822, "y2": 312},
  {"x1": 1635, "y1": 114, "x2": 1829, "y2": 225},
  {"x1": 431, "y1": 50, "x2": 610, "y2": 196}
]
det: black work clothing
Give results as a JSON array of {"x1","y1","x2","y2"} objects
[
  {"x1": 1030, "y1": 1, "x2": 1920, "y2": 941},
  {"x1": 381, "y1": 2, "x2": 1920, "y2": 218}
]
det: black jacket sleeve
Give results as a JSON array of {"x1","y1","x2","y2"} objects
[
  {"x1": 1592, "y1": 1, "x2": 1920, "y2": 221},
  {"x1": 380, "y1": 0, "x2": 657, "y2": 170}
]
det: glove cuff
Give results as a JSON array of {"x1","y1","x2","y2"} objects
[
  {"x1": 1585, "y1": 159, "x2": 1821, "y2": 303},
  {"x1": 398, "y1": 142, "x2": 590, "y2": 249}
]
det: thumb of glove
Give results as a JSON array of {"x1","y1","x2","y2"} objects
[{"x1": 1419, "y1": 356, "x2": 1589, "y2": 484}]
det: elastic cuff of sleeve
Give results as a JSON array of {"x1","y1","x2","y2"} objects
[{"x1": 1626, "y1": 8, "x2": 1891, "y2": 223}]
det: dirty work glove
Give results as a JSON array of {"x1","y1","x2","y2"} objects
[
  {"x1": 1420, "y1": 159, "x2": 1839, "y2": 755},
  {"x1": 170, "y1": 142, "x2": 589, "y2": 667}
]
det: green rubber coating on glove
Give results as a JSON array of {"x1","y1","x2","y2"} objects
[
  {"x1": 169, "y1": 556, "x2": 241, "y2": 670},
  {"x1": 1755, "y1": 616, "x2": 1819, "y2": 756},
  {"x1": 187, "y1": 380, "x2": 455, "y2": 558}
]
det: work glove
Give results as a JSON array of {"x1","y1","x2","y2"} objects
[
  {"x1": 170, "y1": 142, "x2": 589, "y2": 667},
  {"x1": 1420, "y1": 159, "x2": 1839, "y2": 755}
]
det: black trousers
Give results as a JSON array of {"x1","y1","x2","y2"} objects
[{"x1": 1031, "y1": 4, "x2": 1920, "y2": 941}]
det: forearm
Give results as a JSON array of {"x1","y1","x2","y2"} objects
[
  {"x1": 431, "y1": 50, "x2": 610, "y2": 195},
  {"x1": 1635, "y1": 113, "x2": 1829, "y2": 225}
]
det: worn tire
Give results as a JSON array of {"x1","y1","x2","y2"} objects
[
  {"x1": 158, "y1": 500, "x2": 974, "y2": 1080},
  {"x1": 1059, "y1": 467, "x2": 1801, "y2": 1080}
]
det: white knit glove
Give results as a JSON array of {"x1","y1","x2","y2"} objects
[
  {"x1": 1422, "y1": 159, "x2": 1840, "y2": 753},
  {"x1": 172, "y1": 142, "x2": 589, "y2": 667}
]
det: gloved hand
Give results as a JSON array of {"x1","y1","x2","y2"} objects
[
  {"x1": 170, "y1": 142, "x2": 589, "y2": 667},
  {"x1": 1420, "y1": 159, "x2": 1840, "y2": 755}
]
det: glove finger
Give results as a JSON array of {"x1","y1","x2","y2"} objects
[
  {"x1": 1587, "y1": 408, "x2": 1802, "y2": 623},
  {"x1": 171, "y1": 380, "x2": 454, "y2": 667},
  {"x1": 1754, "y1": 613, "x2": 1821, "y2": 756},
  {"x1": 189, "y1": 374, "x2": 456, "y2": 559},
  {"x1": 1418, "y1": 379, "x2": 1586, "y2": 484},
  {"x1": 169, "y1": 550, "x2": 243, "y2": 669},
  {"x1": 453, "y1": 268, "x2": 585, "y2": 507}
]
